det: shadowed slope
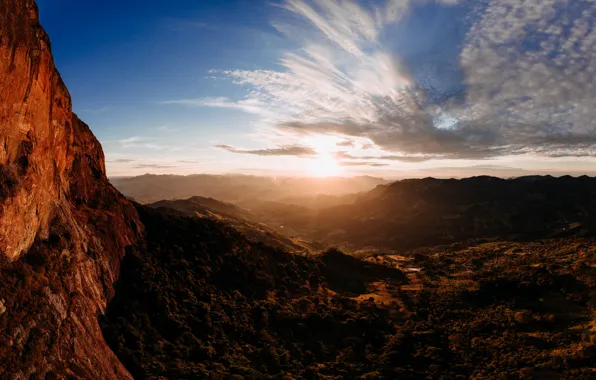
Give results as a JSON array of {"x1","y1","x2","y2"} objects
[
  {"x1": 271, "y1": 176, "x2": 596, "y2": 251},
  {"x1": 102, "y1": 205, "x2": 406, "y2": 379}
]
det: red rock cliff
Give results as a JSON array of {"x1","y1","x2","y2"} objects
[{"x1": 0, "y1": 0, "x2": 141, "y2": 378}]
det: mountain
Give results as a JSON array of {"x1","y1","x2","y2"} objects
[
  {"x1": 265, "y1": 176, "x2": 596, "y2": 251},
  {"x1": 101, "y1": 206, "x2": 410, "y2": 379},
  {"x1": 147, "y1": 196, "x2": 322, "y2": 254},
  {"x1": 121, "y1": 174, "x2": 596, "y2": 254},
  {"x1": 150, "y1": 196, "x2": 253, "y2": 220},
  {"x1": 103, "y1": 207, "x2": 596, "y2": 378},
  {"x1": 0, "y1": 4, "x2": 402, "y2": 377},
  {"x1": 2, "y1": 1, "x2": 596, "y2": 378},
  {"x1": 0, "y1": 1, "x2": 141, "y2": 377},
  {"x1": 112, "y1": 173, "x2": 389, "y2": 205}
]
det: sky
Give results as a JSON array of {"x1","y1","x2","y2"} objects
[{"x1": 38, "y1": 0, "x2": 596, "y2": 178}]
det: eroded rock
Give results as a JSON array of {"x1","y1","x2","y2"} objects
[{"x1": 0, "y1": 1, "x2": 142, "y2": 378}]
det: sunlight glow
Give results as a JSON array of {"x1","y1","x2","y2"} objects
[
  {"x1": 303, "y1": 135, "x2": 342, "y2": 155},
  {"x1": 308, "y1": 155, "x2": 342, "y2": 177}
]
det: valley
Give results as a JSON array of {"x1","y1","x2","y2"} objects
[
  {"x1": 102, "y1": 206, "x2": 596, "y2": 378},
  {"x1": 117, "y1": 175, "x2": 596, "y2": 254},
  {"x1": 1, "y1": 0, "x2": 596, "y2": 379}
]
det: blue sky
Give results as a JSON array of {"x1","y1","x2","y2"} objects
[{"x1": 38, "y1": 0, "x2": 596, "y2": 178}]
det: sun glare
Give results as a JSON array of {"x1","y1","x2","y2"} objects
[
  {"x1": 303, "y1": 135, "x2": 341, "y2": 155},
  {"x1": 308, "y1": 155, "x2": 341, "y2": 177}
]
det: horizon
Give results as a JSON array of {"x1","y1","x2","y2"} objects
[
  {"x1": 6, "y1": 1, "x2": 596, "y2": 378},
  {"x1": 38, "y1": 0, "x2": 596, "y2": 178},
  {"x1": 109, "y1": 171, "x2": 596, "y2": 181}
]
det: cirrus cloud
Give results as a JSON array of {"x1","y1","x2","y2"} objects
[
  {"x1": 334, "y1": 151, "x2": 436, "y2": 163},
  {"x1": 338, "y1": 161, "x2": 389, "y2": 167},
  {"x1": 215, "y1": 144, "x2": 318, "y2": 157},
  {"x1": 191, "y1": 0, "x2": 596, "y2": 162}
]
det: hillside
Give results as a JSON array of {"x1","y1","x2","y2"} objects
[
  {"x1": 147, "y1": 197, "x2": 323, "y2": 254},
  {"x1": 150, "y1": 196, "x2": 253, "y2": 220},
  {"x1": 102, "y1": 206, "x2": 596, "y2": 379},
  {"x1": 263, "y1": 176, "x2": 596, "y2": 251},
  {"x1": 102, "y1": 205, "x2": 409, "y2": 379}
]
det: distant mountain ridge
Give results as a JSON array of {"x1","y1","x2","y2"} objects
[
  {"x1": 258, "y1": 175, "x2": 596, "y2": 251},
  {"x1": 150, "y1": 196, "x2": 253, "y2": 220},
  {"x1": 111, "y1": 173, "x2": 389, "y2": 204},
  {"x1": 135, "y1": 175, "x2": 596, "y2": 253},
  {"x1": 147, "y1": 196, "x2": 323, "y2": 254}
]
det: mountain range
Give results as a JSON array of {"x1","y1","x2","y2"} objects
[
  {"x1": 1, "y1": 1, "x2": 596, "y2": 379},
  {"x1": 111, "y1": 174, "x2": 388, "y2": 205},
  {"x1": 127, "y1": 175, "x2": 596, "y2": 254}
]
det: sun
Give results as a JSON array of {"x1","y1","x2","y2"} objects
[
  {"x1": 308, "y1": 155, "x2": 341, "y2": 177},
  {"x1": 303, "y1": 135, "x2": 341, "y2": 155}
]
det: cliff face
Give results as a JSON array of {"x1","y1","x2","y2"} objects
[{"x1": 0, "y1": 0, "x2": 141, "y2": 378}]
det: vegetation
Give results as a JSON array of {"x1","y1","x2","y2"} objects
[
  {"x1": 102, "y1": 205, "x2": 596, "y2": 379},
  {"x1": 0, "y1": 216, "x2": 85, "y2": 377},
  {"x1": 102, "y1": 206, "x2": 405, "y2": 379},
  {"x1": 252, "y1": 176, "x2": 596, "y2": 252},
  {"x1": 147, "y1": 197, "x2": 320, "y2": 254}
]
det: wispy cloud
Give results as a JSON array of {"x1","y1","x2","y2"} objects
[
  {"x1": 336, "y1": 140, "x2": 355, "y2": 148},
  {"x1": 335, "y1": 151, "x2": 434, "y2": 163},
  {"x1": 163, "y1": 18, "x2": 212, "y2": 31},
  {"x1": 134, "y1": 163, "x2": 178, "y2": 169},
  {"x1": 162, "y1": 97, "x2": 274, "y2": 117},
  {"x1": 108, "y1": 158, "x2": 135, "y2": 163},
  {"x1": 199, "y1": 0, "x2": 596, "y2": 161},
  {"x1": 338, "y1": 161, "x2": 389, "y2": 167},
  {"x1": 103, "y1": 136, "x2": 183, "y2": 152},
  {"x1": 81, "y1": 107, "x2": 109, "y2": 113},
  {"x1": 215, "y1": 144, "x2": 318, "y2": 157},
  {"x1": 157, "y1": 125, "x2": 178, "y2": 132}
]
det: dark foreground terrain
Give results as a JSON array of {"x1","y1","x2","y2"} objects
[{"x1": 101, "y1": 205, "x2": 596, "y2": 379}]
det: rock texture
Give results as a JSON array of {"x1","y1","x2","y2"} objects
[{"x1": 0, "y1": 0, "x2": 141, "y2": 378}]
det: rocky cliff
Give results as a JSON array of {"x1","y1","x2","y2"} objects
[{"x1": 0, "y1": 0, "x2": 141, "y2": 378}]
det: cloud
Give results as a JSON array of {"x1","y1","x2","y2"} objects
[
  {"x1": 158, "y1": 125, "x2": 177, "y2": 132},
  {"x1": 162, "y1": 97, "x2": 273, "y2": 116},
  {"x1": 134, "y1": 164, "x2": 178, "y2": 169},
  {"x1": 203, "y1": 0, "x2": 596, "y2": 161},
  {"x1": 177, "y1": 160, "x2": 200, "y2": 164},
  {"x1": 335, "y1": 151, "x2": 435, "y2": 163},
  {"x1": 338, "y1": 161, "x2": 389, "y2": 167},
  {"x1": 215, "y1": 144, "x2": 318, "y2": 157},
  {"x1": 105, "y1": 136, "x2": 144, "y2": 144},
  {"x1": 336, "y1": 140, "x2": 355, "y2": 148},
  {"x1": 108, "y1": 158, "x2": 135, "y2": 163},
  {"x1": 81, "y1": 107, "x2": 109, "y2": 113},
  {"x1": 164, "y1": 18, "x2": 211, "y2": 31},
  {"x1": 103, "y1": 136, "x2": 183, "y2": 152}
]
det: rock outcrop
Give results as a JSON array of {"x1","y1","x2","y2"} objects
[{"x1": 0, "y1": 0, "x2": 141, "y2": 378}]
